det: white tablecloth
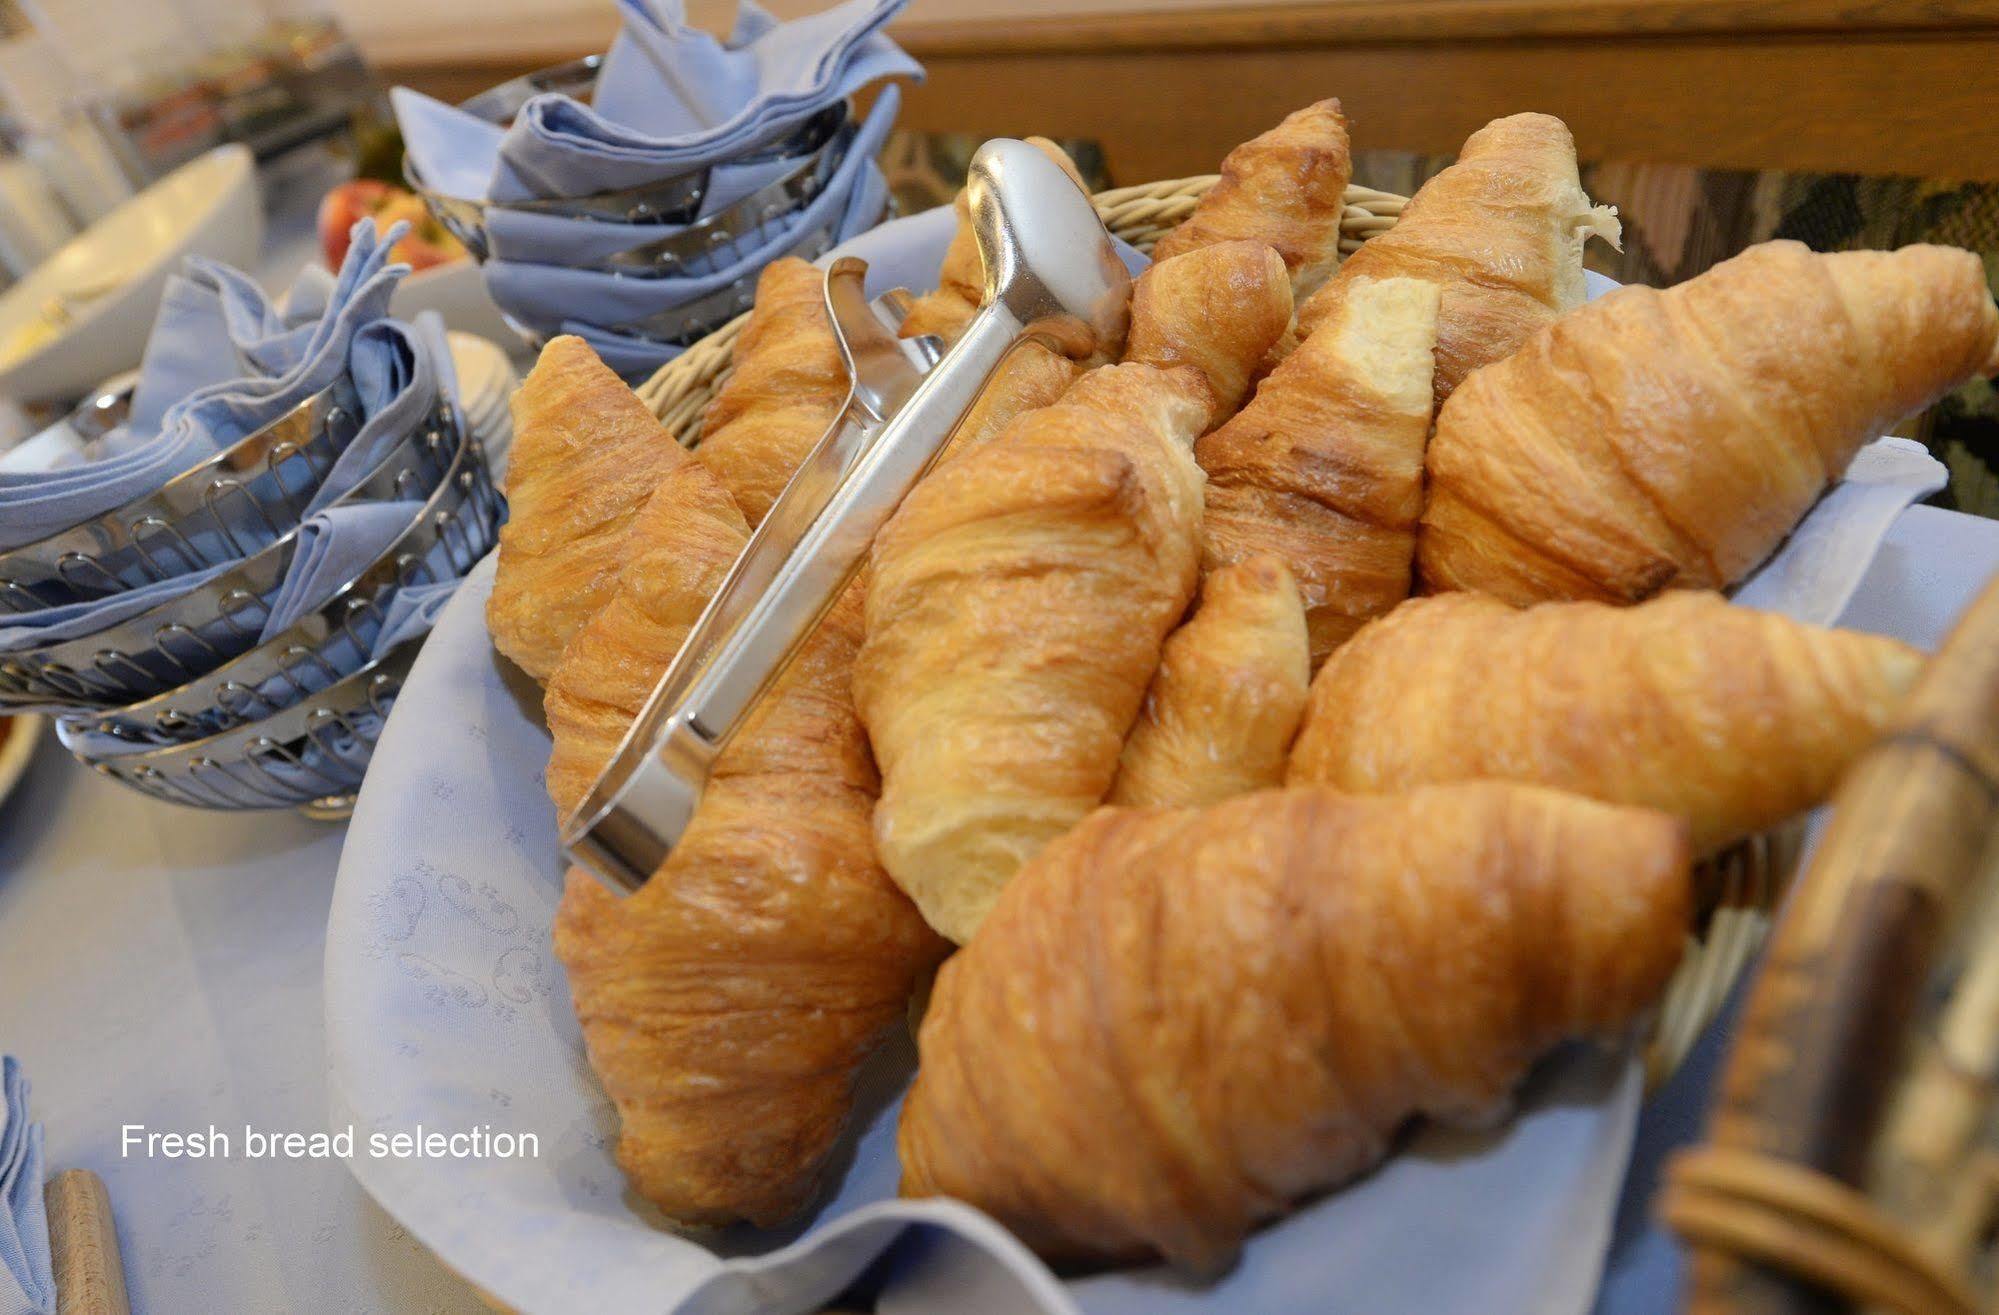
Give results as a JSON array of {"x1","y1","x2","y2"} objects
[{"x1": 0, "y1": 505, "x2": 1994, "y2": 1315}]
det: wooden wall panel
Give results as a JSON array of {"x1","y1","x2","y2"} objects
[{"x1": 370, "y1": 2, "x2": 1999, "y2": 182}]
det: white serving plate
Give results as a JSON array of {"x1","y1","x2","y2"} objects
[
  {"x1": 324, "y1": 207, "x2": 1947, "y2": 1315},
  {"x1": 0, "y1": 145, "x2": 263, "y2": 406}
]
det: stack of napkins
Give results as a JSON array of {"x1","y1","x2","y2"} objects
[
  {"x1": 0, "y1": 1059, "x2": 52, "y2": 1315},
  {"x1": 0, "y1": 223, "x2": 457, "y2": 676},
  {"x1": 394, "y1": 0, "x2": 918, "y2": 377}
]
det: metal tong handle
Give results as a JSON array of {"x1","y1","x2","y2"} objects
[
  {"x1": 565, "y1": 278, "x2": 1026, "y2": 889},
  {"x1": 565, "y1": 137, "x2": 1131, "y2": 892}
]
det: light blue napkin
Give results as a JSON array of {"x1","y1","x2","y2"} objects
[
  {"x1": 0, "y1": 1058, "x2": 54, "y2": 1315},
  {"x1": 482, "y1": 152, "x2": 814, "y2": 270},
  {"x1": 484, "y1": 90, "x2": 894, "y2": 337},
  {"x1": 394, "y1": 0, "x2": 917, "y2": 204},
  {"x1": 255, "y1": 502, "x2": 426, "y2": 642},
  {"x1": 0, "y1": 223, "x2": 415, "y2": 554}
]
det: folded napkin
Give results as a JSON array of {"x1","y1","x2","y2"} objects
[
  {"x1": 484, "y1": 89, "x2": 895, "y2": 340},
  {"x1": 0, "y1": 1058, "x2": 53, "y2": 1315},
  {"x1": 0, "y1": 223, "x2": 421, "y2": 554},
  {"x1": 395, "y1": 0, "x2": 917, "y2": 204}
]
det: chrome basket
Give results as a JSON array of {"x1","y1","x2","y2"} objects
[
  {"x1": 401, "y1": 55, "x2": 851, "y2": 266},
  {"x1": 79, "y1": 432, "x2": 499, "y2": 745},
  {"x1": 0, "y1": 396, "x2": 462, "y2": 709},
  {"x1": 0, "y1": 383, "x2": 365, "y2": 612},
  {"x1": 69, "y1": 635, "x2": 425, "y2": 816}
]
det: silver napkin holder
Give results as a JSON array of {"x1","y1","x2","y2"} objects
[{"x1": 563, "y1": 137, "x2": 1132, "y2": 893}]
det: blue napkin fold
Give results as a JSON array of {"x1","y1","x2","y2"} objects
[
  {"x1": 0, "y1": 223, "x2": 415, "y2": 553},
  {"x1": 394, "y1": 0, "x2": 917, "y2": 204},
  {"x1": 0, "y1": 1058, "x2": 53, "y2": 1315},
  {"x1": 484, "y1": 88, "x2": 895, "y2": 338}
]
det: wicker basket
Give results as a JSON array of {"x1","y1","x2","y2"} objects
[{"x1": 634, "y1": 174, "x2": 1780, "y2": 1087}]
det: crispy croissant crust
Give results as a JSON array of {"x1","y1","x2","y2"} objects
[
  {"x1": 542, "y1": 458, "x2": 751, "y2": 819},
  {"x1": 548, "y1": 465, "x2": 943, "y2": 1227},
  {"x1": 944, "y1": 342, "x2": 1085, "y2": 463},
  {"x1": 899, "y1": 781, "x2": 1691, "y2": 1273},
  {"x1": 1289, "y1": 591, "x2": 1925, "y2": 854},
  {"x1": 900, "y1": 137, "x2": 1088, "y2": 345},
  {"x1": 694, "y1": 257, "x2": 849, "y2": 526},
  {"x1": 485, "y1": 336, "x2": 693, "y2": 680},
  {"x1": 1123, "y1": 240, "x2": 1294, "y2": 430},
  {"x1": 1294, "y1": 112, "x2": 1619, "y2": 406},
  {"x1": 855, "y1": 362, "x2": 1211, "y2": 943},
  {"x1": 1417, "y1": 240, "x2": 1999, "y2": 604},
  {"x1": 1153, "y1": 100, "x2": 1352, "y2": 300},
  {"x1": 1108, "y1": 555, "x2": 1309, "y2": 808},
  {"x1": 1198, "y1": 274, "x2": 1441, "y2": 665}
]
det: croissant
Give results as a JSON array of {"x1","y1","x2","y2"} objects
[
  {"x1": 899, "y1": 781, "x2": 1691, "y2": 1273},
  {"x1": 1123, "y1": 240, "x2": 1294, "y2": 429},
  {"x1": 1153, "y1": 100, "x2": 1352, "y2": 300},
  {"x1": 855, "y1": 362, "x2": 1210, "y2": 943},
  {"x1": 1293, "y1": 112, "x2": 1619, "y2": 406},
  {"x1": 1288, "y1": 591, "x2": 1925, "y2": 854},
  {"x1": 546, "y1": 457, "x2": 943, "y2": 1227},
  {"x1": 694, "y1": 256, "x2": 848, "y2": 526},
  {"x1": 944, "y1": 341, "x2": 1085, "y2": 463},
  {"x1": 542, "y1": 456, "x2": 750, "y2": 819},
  {"x1": 485, "y1": 336, "x2": 694, "y2": 680},
  {"x1": 900, "y1": 137, "x2": 1088, "y2": 345},
  {"x1": 1197, "y1": 274, "x2": 1441, "y2": 665},
  {"x1": 1417, "y1": 240, "x2": 1999, "y2": 604},
  {"x1": 1108, "y1": 555, "x2": 1309, "y2": 808}
]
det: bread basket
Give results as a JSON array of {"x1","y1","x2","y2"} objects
[{"x1": 630, "y1": 173, "x2": 1771, "y2": 1087}]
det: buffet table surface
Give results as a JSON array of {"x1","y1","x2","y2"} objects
[{"x1": 2, "y1": 504, "x2": 1994, "y2": 1314}]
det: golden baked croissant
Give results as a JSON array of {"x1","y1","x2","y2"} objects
[
  {"x1": 1108, "y1": 555, "x2": 1309, "y2": 808},
  {"x1": 545, "y1": 455, "x2": 944, "y2": 1227},
  {"x1": 1417, "y1": 240, "x2": 1999, "y2": 604},
  {"x1": 1288, "y1": 591, "x2": 1925, "y2": 854},
  {"x1": 1153, "y1": 100, "x2": 1351, "y2": 300},
  {"x1": 694, "y1": 256, "x2": 848, "y2": 526},
  {"x1": 542, "y1": 455, "x2": 750, "y2": 819},
  {"x1": 943, "y1": 341, "x2": 1085, "y2": 462},
  {"x1": 486, "y1": 335, "x2": 697, "y2": 681},
  {"x1": 854, "y1": 362, "x2": 1211, "y2": 943},
  {"x1": 1293, "y1": 112, "x2": 1619, "y2": 406},
  {"x1": 1197, "y1": 275, "x2": 1441, "y2": 665},
  {"x1": 1123, "y1": 239, "x2": 1294, "y2": 429},
  {"x1": 899, "y1": 781, "x2": 1691, "y2": 1273},
  {"x1": 900, "y1": 137, "x2": 1088, "y2": 345}
]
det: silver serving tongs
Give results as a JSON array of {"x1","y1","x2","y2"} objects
[{"x1": 564, "y1": 138, "x2": 1132, "y2": 893}]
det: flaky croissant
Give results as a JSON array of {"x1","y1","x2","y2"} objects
[
  {"x1": 1293, "y1": 112, "x2": 1618, "y2": 406},
  {"x1": 1108, "y1": 554, "x2": 1309, "y2": 808},
  {"x1": 1198, "y1": 274, "x2": 1441, "y2": 665},
  {"x1": 1288, "y1": 591, "x2": 1924, "y2": 854},
  {"x1": 485, "y1": 336, "x2": 694, "y2": 680},
  {"x1": 546, "y1": 457, "x2": 943, "y2": 1227},
  {"x1": 542, "y1": 455, "x2": 750, "y2": 819},
  {"x1": 855, "y1": 362, "x2": 1210, "y2": 943},
  {"x1": 694, "y1": 257, "x2": 848, "y2": 526},
  {"x1": 900, "y1": 781, "x2": 1691, "y2": 1273},
  {"x1": 1153, "y1": 100, "x2": 1352, "y2": 300},
  {"x1": 1417, "y1": 240, "x2": 1999, "y2": 604},
  {"x1": 1123, "y1": 239, "x2": 1294, "y2": 430},
  {"x1": 900, "y1": 137, "x2": 1088, "y2": 345}
]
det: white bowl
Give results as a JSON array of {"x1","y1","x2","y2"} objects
[{"x1": 0, "y1": 145, "x2": 263, "y2": 406}]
